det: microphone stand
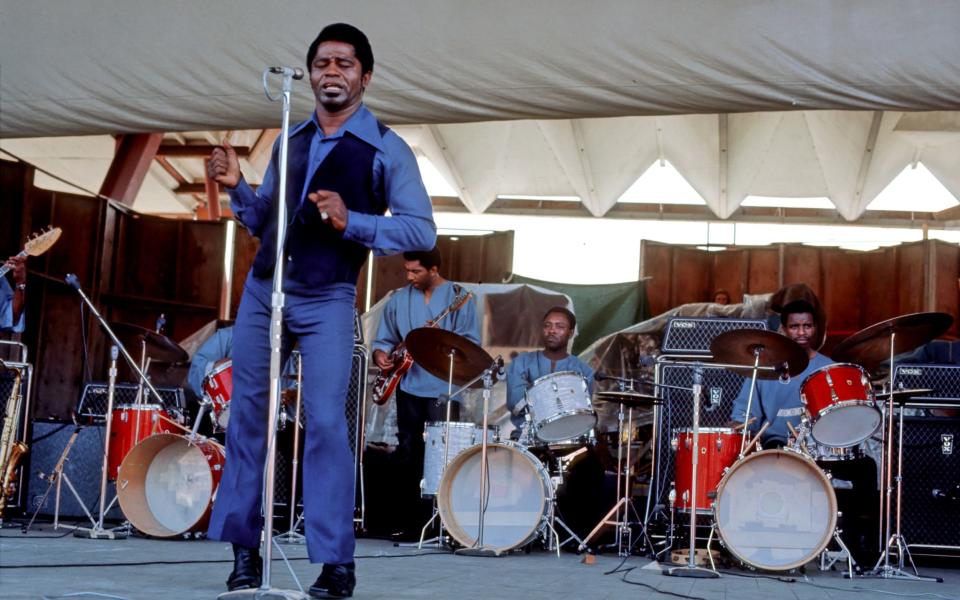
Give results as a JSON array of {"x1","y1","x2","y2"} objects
[{"x1": 220, "y1": 65, "x2": 308, "y2": 600}]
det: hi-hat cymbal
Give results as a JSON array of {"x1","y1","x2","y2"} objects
[
  {"x1": 710, "y1": 329, "x2": 809, "y2": 379},
  {"x1": 595, "y1": 390, "x2": 661, "y2": 408},
  {"x1": 405, "y1": 328, "x2": 494, "y2": 387},
  {"x1": 832, "y1": 312, "x2": 954, "y2": 372},
  {"x1": 109, "y1": 322, "x2": 190, "y2": 364}
]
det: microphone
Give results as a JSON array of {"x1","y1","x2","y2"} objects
[
  {"x1": 269, "y1": 66, "x2": 304, "y2": 80},
  {"x1": 156, "y1": 313, "x2": 166, "y2": 334},
  {"x1": 65, "y1": 273, "x2": 81, "y2": 291}
]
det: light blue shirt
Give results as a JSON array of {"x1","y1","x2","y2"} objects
[
  {"x1": 506, "y1": 351, "x2": 595, "y2": 428},
  {"x1": 730, "y1": 352, "x2": 834, "y2": 442},
  {"x1": 188, "y1": 327, "x2": 233, "y2": 397},
  {"x1": 373, "y1": 282, "x2": 480, "y2": 398},
  {"x1": 0, "y1": 278, "x2": 25, "y2": 333},
  {"x1": 228, "y1": 104, "x2": 435, "y2": 259}
]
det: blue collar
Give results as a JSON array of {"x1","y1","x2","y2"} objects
[{"x1": 290, "y1": 103, "x2": 385, "y2": 152}]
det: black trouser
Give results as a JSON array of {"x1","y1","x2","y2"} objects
[{"x1": 393, "y1": 388, "x2": 460, "y2": 533}]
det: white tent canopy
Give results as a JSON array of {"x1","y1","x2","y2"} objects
[{"x1": 2, "y1": 1, "x2": 959, "y2": 220}]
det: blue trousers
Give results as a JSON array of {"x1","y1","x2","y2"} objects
[{"x1": 207, "y1": 275, "x2": 357, "y2": 564}]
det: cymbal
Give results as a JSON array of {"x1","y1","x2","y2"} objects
[
  {"x1": 405, "y1": 328, "x2": 494, "y2": 387},
  {"x1": 710, "y1": 329, "x2": 809, "y2": 379},
  {"x1": 874, "y1": 388, "x2": 935, "y2": 403},
  {"x1": 109, "y1": 322, "x2": 190, "y2": 364},
  {"x1": 832, "y1": 312, "x2": 954, "y2": 371},
  {"x1": 595, "y1": 390, "x2": 661, "y2": 407}
]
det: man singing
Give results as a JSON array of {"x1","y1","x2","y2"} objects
[{"x1": 206, "y1": 23, "x2": 435, "y2": 598}]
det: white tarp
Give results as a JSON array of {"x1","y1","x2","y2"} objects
[{"x1": 3, "y1": 1, "x2": 959, "y2": 138}]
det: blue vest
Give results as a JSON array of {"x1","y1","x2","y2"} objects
[{"x1": 251, "y1": 121, "x2": 389, "y2": 286}]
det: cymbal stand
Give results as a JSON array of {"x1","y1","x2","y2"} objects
[
  {"x1": 663, "y1": 364, "x2": 718, "y2": 578},
  {"x1": 22, "y1": 423, "x2": 94, "y2": 533},
  {"x1": 738, "y1": 348, "x2": 763, "y2": 457},
  {"x1": 75, "y1": 345, "x2": 127, "y2": 539},
  {"x1": 276, "y1": 352, "x2": 306, "y2": 544},
  {"x1": 454, "y1": 358, "x2": 504, "y2": 557},
  {"x1": 866, "y1": 329, "x2": 941, "y2": 582},
  {"x1": 578, "y1": 379, "x2": 643, "y2": 557},
  {"x1": 417, "y1": 350, "x2": 457, "y2": 549}
]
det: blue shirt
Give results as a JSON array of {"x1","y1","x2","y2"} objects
[
  {"x1": 228, "y1": 104, "x2": 436, "y2": 265},
  {"x1": 373, "y1": 282, "x2": 480, "y2": 398},
  {"x1": 0, "y1": 278, "x2": 24, "y2": 333},
  {"x1": 188, "y1": 327, "x2": 233, "y2": 397},
  {"x1": 730, "y1": 352, "x2": 834, "y2": 442},
  {"x1": 506, "y1": 351, "x2": 595, "y2": 428}
]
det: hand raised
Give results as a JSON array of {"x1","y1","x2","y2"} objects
[
  {"x1": 207, "y1": 140, "x2": 241, "y2": 189},
  {"x1": 307, "y1": 189, "x2": 349, "y2": 232}
]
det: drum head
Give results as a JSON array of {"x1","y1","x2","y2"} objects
[
  {"x1": 811, "y1": 404, "x2": 881, "y2": 447},
  {"x1": 715, "y1": 450, "x2": 836, "y2": 571},
  {"x1": 536, "y1": 412, "x2": 597, "y2": 442},
  {"x1": 117, "y1": 433, "x2": 221, "y2": 537},
  {"x1": 437, "y1": 442, "x2": 551, "y2": 552}
]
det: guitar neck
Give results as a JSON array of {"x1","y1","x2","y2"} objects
[{"x1": 0, "y1": 251, "x2": 26, "y2": 279}]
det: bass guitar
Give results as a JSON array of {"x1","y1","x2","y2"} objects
[
  {"x1": 1, "y1": 227, "x2": 62, "y2": 279},
  {"x1": 371, "y1": 285, "x2": 473, "y2": 405}
]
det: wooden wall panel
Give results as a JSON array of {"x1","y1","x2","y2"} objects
[
  {"x1": 820, "y1": 248, "x2": 862, "y2": 337},
  {"x1": 897, "y1": 243, "x2": 926, "y2": 316},
  {"x1": 930, "y1": 241, "x2": 959, "y2": 336},
  {"x1": 177, "y1": 221, "x2": 226, "y2": 308},
  {"x1": 671, "y1": 247, "x2": 713, "y2": 306},
  {"x1": 639, "y1": 240, "x2": 673, "y2": 317},
  {"x1": 746, "y1": 248, "x2": 780, "y2": 294},
  {"x1": 112, "y1": 215, "x2": 180, "y2": 300},
  {"x1": 231, "y1": 226, "x2": 259, "y2": 318},
  {"x1": 860, "y1": 247, "x2": 896, "y2": 330},
  {"x1": 711, "y1": 249, "x2": 749, "y2": 303},
  {"x1": 782, "y1": 246, "x2": 822, "y2": 299}
]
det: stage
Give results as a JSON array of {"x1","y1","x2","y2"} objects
[{"x1": 1, "y1": 529, "x2": 958, "y2": 600}]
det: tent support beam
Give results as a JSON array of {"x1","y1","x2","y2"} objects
[{"x1": 99, "y1": 133, "x2": 163, "y2": 206}]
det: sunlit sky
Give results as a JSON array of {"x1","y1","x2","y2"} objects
[{"x1": 423, "y1": 159, "x2": 960, "y2": 285}]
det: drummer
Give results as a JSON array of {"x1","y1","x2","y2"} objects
[
  {"x1": 727, "y1": 283, "x2": 831, "y2": 447},
  {"x1": 506, "y1": 306, "x2": 595, "y2": 437}
]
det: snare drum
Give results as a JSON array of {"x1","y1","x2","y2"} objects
[
  {"x1": 672, "y1": 428, "x2": 744, "y2": 513},
  {"x1": 714, "y1": 449, "x2": 837, "y2": 571},
  {"x1": 800, "y1": 363, "x2": 881, "y2": 447},
  {"x1": 117, "y1": 433, "x2": 225, "y2": 538},
  {"x1": 108, "y1": 404, "x2": 178, "y2": 480},
  {"x1": 437, "y1": 441, "x2": 552, "y2": 552},
  {"x1": 526, "y1": 371, "x2": 596, "y2": 443},
  {"x1": 202, "y1": 359, "x2": 233, "y2": 430},
  {"x1": 421, "y1": 422, "x2": 496, "y2": 497}
]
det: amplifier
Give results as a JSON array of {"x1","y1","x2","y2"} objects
[
  {"x1": 893, "y1": 364, "x2": 960, "y2": 402},
  {"x1": 77, "y1": 383, "x2": 185, "y2": 420},
  {"x1": 897, "y1": 416, "x2": 960, "y2": 551},
  {"x1": 661, "y1": 317, "x2": 767, "y2": 355}
]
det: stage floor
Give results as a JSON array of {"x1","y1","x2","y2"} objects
[{"x1": 1, "y1": 528, "x2": 958, "y2": 600}]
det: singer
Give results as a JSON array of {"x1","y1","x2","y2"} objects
[
  {"x1": 505, "y1": 307, "x2": 594, "y2": 436},
  {"x1": 205, "y1": 23, "x2": 436, "y2": 598}
]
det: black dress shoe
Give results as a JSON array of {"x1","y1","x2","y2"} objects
[
  {"x1": 309, "y1": 562, "x2": 356, "y2": 599},
  {"x1": 227, "y1": 543, "x2": 262, "y2": 591}
]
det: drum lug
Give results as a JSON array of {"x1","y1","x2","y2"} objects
[
  {"x1": 670, "y1": 437, "x2": 678, "y2": 452},
  {"x1": 716, "y1": 437, "x2": 722, "y2": 451}
]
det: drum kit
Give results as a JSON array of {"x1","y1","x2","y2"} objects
[{"x1": 649, "y1": 311, "x2": 953, "y2": 580}]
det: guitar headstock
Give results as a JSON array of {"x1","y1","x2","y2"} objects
[{"x1": 23, "y1": 227, "x2": 62, "y2": 257}]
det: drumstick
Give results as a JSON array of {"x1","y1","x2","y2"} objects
[
  {"x1": 731, "y1": 417, "x2": 756, "y2": 431},
  {"x1": 743, "y1": 421, "x2": 770, "y2": 454}
]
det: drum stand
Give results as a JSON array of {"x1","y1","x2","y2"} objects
[
  {"x1": 663, "y1": 364, "x2": 719, "y2": 578},
  {"x1": 865, "y1": 331, "x2": 941, "y2": 583},
  {"x1": 578, "y1": 398, "x2": 642, "y2": 557}
]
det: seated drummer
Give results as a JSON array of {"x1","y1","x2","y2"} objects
[
  {"x1": 727, "y1": 283, "x2": 832, "y2": 448},
  {"x1": 506, "y1": 306, "x2": 595, "y2": 438}
]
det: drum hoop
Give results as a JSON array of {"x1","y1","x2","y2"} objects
[
  {"x1": 208, "y1": 360, "x2": 233, "y2": 377},
  {"x1": 425, "y1": 421, "x2": 494, "y2": 431},
  {"x1": 530, "y1": 370, "x2": 585, "y2": 387},
  {"x1": 799, "y1": 362, "x2": 871, "y2": 394},
  {"x1": 810, "y1": 402, "x2": 881, "y2": 447},
  {"x1": 673, "y1": 427, "x2": 743, "y2": 435},
  {"x1": 713, "y1": 448, "x2": 837, "y2": 571},
  {"x1": 114, "y1": 403, "x2": 165, "y2": 411},
  {"x1": 535, "y1": 410, "x2": 597, "y2": 441},
  {"x1": 436, "y1": 441, "x2": 552, "y2": 552}
]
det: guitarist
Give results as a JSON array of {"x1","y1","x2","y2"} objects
[
  {"x1": 1, "y1": 255, "x2": 27, "y2": 333},
  {"x1": 372, "y1": 247, "x2": 479, "y2": 539}
]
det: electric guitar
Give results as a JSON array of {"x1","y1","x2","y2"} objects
[
  {"x1": 371, "y1": 285, "x2": 473, "y2": 405},
  {"x1": 1, "y1": 227, "x2": 62, "y2": 279}
]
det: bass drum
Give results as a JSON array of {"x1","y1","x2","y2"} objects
[
  {"x1": 714, "y1": 449, "x2": 837, "y2": 571},
  {"x1": 437, "y1": 441, "x2": 551, "y2": 553},
  {"x1": 117, "y1": 433, "x2": 225, "y2": 538}
]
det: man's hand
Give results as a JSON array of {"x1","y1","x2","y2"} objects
[
  {"x1": 5, "y1": 255, "x2": 26, "y2": 287},
  {"x1": 307, "y1": 189, "x2": 349, "y2": 232},
  {"x1": 373, "y1": 349, "x2": 394, "y2": 371},
  {"x1": 207, "y1": 141, "x2": 241, "y2": 189}
]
